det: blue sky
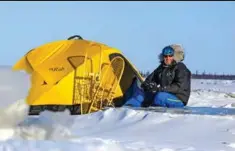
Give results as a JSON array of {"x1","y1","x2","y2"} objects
[{"x1": 0, "y1": 2, "x2": 235, "y2": 74}]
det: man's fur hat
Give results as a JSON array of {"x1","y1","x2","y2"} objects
[{"x1": 158, "y1": 44, "x2": 185, "y2": 63}]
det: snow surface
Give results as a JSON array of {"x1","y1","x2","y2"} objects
[{"x1": 0, "y1": 67, "x2": 235, "y2": 151}]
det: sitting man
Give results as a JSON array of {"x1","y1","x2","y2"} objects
[{"x1": 124, "y1": 44, "x2": 191, "y2": 108}]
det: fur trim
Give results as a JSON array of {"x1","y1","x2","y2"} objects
[{"x1": 158, "y1": 44, "x2": 185, "y2": 63}]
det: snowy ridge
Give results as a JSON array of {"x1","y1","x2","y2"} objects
[
  {"x1": 189, "y1": 89, "x2": 235, "y2": 108},
  {"x1": 0, "y1": 67, "x2": 235, "y2": 150},
  {"x1": 0, "y1": 100, "x2": 235, "y2": 151},
  {"x1": 191, "y1": 79, "x2": 235, "y2": 94}
]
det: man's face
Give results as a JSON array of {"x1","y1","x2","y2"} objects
[{"x1": 163, "y1": 55, "x2": 174, "y2": 65}]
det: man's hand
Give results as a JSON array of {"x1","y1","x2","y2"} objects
[
  {"x1": 141, "y1": 81, "x2": 151, "y2": 90},
  {"x1": 141, "y1": 81, "x2": 162, "y2": 92}
]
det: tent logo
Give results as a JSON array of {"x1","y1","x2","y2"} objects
[{"x1": 49, "y1": 67, "x2": 65, "y2": 72}]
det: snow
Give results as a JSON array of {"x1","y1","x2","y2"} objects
[{"x1": 0, "y1": 67, "x2": 235, "y2": 151}]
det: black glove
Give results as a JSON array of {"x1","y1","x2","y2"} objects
[
  {"x1": 141, "y1": 81, "x2": 151, "y2": 90},
  {"x1": 141, "y1": 81, "x2": 167, "y2": 93},
  {"x1": 141, "y1": 81, "x2": 159, "y2": 92}
]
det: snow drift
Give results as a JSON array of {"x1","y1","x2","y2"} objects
[{"x1": 0, "y1": 67, "x2": 235, "y2": 151}]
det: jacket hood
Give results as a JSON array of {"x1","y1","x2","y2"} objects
[{"x1": 158, "y1": 44, "x2": 185, "y2": 63}]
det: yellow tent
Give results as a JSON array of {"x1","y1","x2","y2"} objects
[{"x1": 13, "y1": 35, "x2": 144, "y2": 115}]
